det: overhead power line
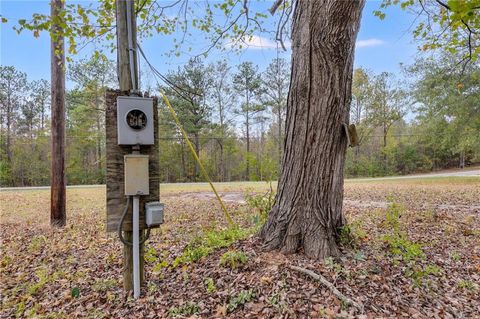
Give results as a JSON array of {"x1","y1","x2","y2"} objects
[{"x1": 136, "y1": 44, "x2": 201, "y2": 102}]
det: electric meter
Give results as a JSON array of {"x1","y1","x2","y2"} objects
[
  {"x1": 117, "y1": 96, "x2": 154, "y2": 145},
  {"x1": 126, "y1": 109, "x2": 148, "y2": 130}
]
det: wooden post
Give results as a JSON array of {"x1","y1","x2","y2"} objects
[
  {"x1": 116, "y1": 0, "x2": 138, "y2": 92},
  {"x1": 105, "y1": 91, "x2": 160, "y2": 292},
  {"x1": 115, "y1": 0, "x2": 143, "y2": 293},
  {"x1": 50, "y1": 0, "x2": 66, "y2": 227}
]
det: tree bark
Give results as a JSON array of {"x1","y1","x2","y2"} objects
[
  {"x1": 277, "y1": 100, "x2": 283, "y2": 173},
  {"x1": 260, "y1": 0, "x2": 365, "y2": 259},
  {"x1": 50, "y1": 0, "x2": 66, "y2": 227}
]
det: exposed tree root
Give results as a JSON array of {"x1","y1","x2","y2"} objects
[{"x1": 289, "y1": 265, "x2": 364, "y2": 313}]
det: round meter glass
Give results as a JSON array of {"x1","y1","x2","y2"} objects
[{"x1": 126, "y1": 109, "x2": 147, "y2": 130}]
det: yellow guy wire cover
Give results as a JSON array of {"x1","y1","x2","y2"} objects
[{"x1": 159, "y1": 91, "x2": 234, "y2": 227}]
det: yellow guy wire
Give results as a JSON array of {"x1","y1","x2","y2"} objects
[{"x1": 159, "y1": 91, "x2": 234, "y2": 227}]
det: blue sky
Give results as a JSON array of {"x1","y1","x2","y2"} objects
[{"x1": 1, "y1": 1, "x2": 419, "y2": 88}]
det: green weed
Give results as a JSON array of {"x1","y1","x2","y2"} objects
[
  {"x1": 353, "y1": 250, "x2": 366, "y2": 262},
  {"x1": 92, "y1": 279, "x2": 117, "y2": 292},
  {"x1": 219, "y1": 250, "x2": 249, "y2": 269},
  {"x1": 385, "y1": 199, "x2": 402, "y2": 232},
  {"x1": 449, "y1": 251, "x2": 461, "y2": 261},
  {"x1": 204, "y1": 277, "x2": 216, "y2": 293},
  {"x1": 147, "y1": 282, "x2": 158, "y2": 293},
  {"x1": 339, "y1": 220, "x2": 367, "y2": 248},
  {"x1": 27, "y1": 267, "x2": 50, "y2": 295},
  {"x1": 28, "y1": 235, "x2": 47, "y2": 253},
  {"x1": 458, "y1": 279, "x2": 475, "y2": 290},
  {"x1": 173, "y1": 226, "x2": 252, "y2": 267},
  {"x1": 324, "y1": 257, "x2": 343, "y2": 274},
  {"x1": 0, "y1": 255, "x2": 12, "y2": 268},
  {"x1": 168, "y1": 302, "x2": 200, "y2": 317},
  {"x1": 15, "y1": 301, "x2": 25, "y2": 318},
  {"x1": 383, "y1": 233, "x2": 424, "y2": 261},
  {"x1": 228, "y1": 289, "x2": 256, "y2": 313},
  {"x1": 382, "y1": 201, "x2": 424, "y2": 261},
  {"x1": 144, "y1": 246, "x2": 158, "y2": 263},
  {"x1": 152, "y1": 260, "x2": 169, "y2": 273},
  {"x1": 267, "y1": 293, "x2": 280, "y2": 307},
  {"x1": 405, "y1": 264, "x2": 442, "y2": 287},
  {"x1": 245, "y1": 186, "x2": 275, "y2": 228}
]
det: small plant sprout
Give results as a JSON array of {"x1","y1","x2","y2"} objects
[
  {"x1": 219, "y1": 250, "x2": 249, "y2": 269},
  {"x1": 458, "y1": 279, "x2": 475, "y2": 290},
  {"x1": 227, "y1": 289, "x2": 256, "y2": 312},
  {"x1": 168, "y1": 302, "x2": 200, "y2": 317},
  {"x1": 204, "y1": 277, "x2": 216, "y2": 293}
]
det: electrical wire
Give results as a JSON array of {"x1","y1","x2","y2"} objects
[
  {"x1": 137, "y1": 44, "x2": 201, "y2": 102},
  {"x1": 118, "y1": 195, "x2": 151, "y2": 246},
  {"x1": 137, "y1": 42, "x2": 234, "y2": 226}
]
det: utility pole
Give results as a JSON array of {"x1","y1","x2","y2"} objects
[
  {"x1": 50, "y1": 0, "x2": 66, "y2": 227},
  {"x1": 116, "y1": 0, "x2": 138, "y2": 93},
  {"x1": 115, "y1": 0, "x2": 142, "y2": 293}
]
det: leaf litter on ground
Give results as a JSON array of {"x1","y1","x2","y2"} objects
[{"x1": 0, "y1": 178, "x2": 479, "y2": 318}]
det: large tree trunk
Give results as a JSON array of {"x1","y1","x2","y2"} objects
[
  {"x1": 260, "y1": 0, "x2": 364, "y2": 259},
  {"x1": 277, "y1": 102, "x2": 283, "y2": 174}
]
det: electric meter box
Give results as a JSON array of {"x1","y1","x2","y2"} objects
[
  {"x1": 124, "y1": 154, "x2": 149, "y2": 196},
  {"x1": 145, "y1": 202, "x2": 164, "y2": 227},
  {"x1": 117, "y1": 96, "x2": 154, "y2": 145}
]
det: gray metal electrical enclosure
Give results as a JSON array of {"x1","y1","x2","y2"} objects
[
  {"x1": 117, "y1": 96, "x2": 154, "y2": 145},
  {"x1": 145, "y1": 202, "x2": 164, "y2": 227},
  {"x1": 124, "y1": 154, "x2": 149, "y2": 196}
]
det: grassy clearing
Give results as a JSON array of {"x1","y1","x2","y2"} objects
[{"x1": 347, "y1": 176, "x2": 480, "y2": 184}]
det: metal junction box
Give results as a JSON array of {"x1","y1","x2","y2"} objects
[
  {"x1": 117, "y1": 96, "x2": 154, "y2": 145},
  {"x1": 145, "y1": 202, "x2": 164, "y2": 227},
  {"x1": 124, "y1": 154, "x2": 149, "y2": 196}
]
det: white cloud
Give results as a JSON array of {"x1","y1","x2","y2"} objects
[
  {"x1": 225, "y1": 35, "x2": 290, "y2": 50},
  {"x1": 226, "y1": 36, "x2": 384, "y2": 50},
  {"x1": 356, "y1": 38, "x2": 385, "y2": 48}
]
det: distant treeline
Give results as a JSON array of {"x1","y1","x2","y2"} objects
[{"x1": 1, "y1": 53, "x2": 478, "y2": 186}]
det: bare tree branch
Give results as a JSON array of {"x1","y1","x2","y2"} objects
[{"x1": 269, "y1": 0, "x2": 284, "y2": 15}]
